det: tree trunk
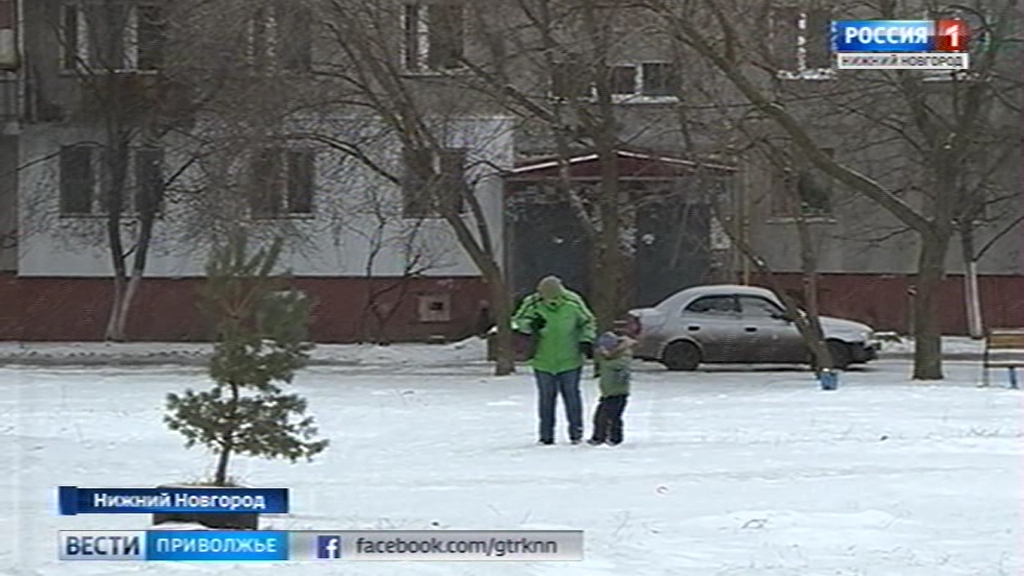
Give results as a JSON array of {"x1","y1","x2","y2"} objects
[
  {"x1": 114, "y1": 273, "x2": 142, "y2": 339},
  {"x1": 594, "y1": 151, "x2": 621, "y2": 331},
  {"x1": 215, "y1": 381, "x2": 240, "y2": 486},
  {"x1": 213, "y1": 445, "x2": 231, "y2": 487},
  {"x1": 582, "y1": 0, "x2": 621, "y2": 332},
  {"x1": 802, "y1": 271, "x2": 833, "y2": 372},
  {"x1": 960, "y1": 227, "x2": 983, "y2": 339},
  {"x1": 114, "y1": 213, "x2": 156, "y2": 339},
  {"x1": 104, "y1": 277, "x2": 127, "y2": 341},
  {"x1": 794, "y1": 214, "x2": 832, "y2": 372},
  {"x1": 103, "y1": 141, "x2": 131, "y2": 342},
  {"x1": 912, "y1": 231, "x2": 950, "y2": 380},
  {"x1": 359, "y1": 227, "x2": 385, "y2": 343},
  {"x1": 487, "y1": 273, "x2": 514, "y2": 376}
]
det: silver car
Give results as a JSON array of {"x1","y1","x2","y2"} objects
[{"x1": 630, "y1": 285, "x2": 880, "y2": 371}]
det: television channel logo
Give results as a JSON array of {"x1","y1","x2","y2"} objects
[
  {"x1": 316, "y1": 535, "x2": 342, "y2": 559},
  {"x1": 933, "y1": 19, "x2": 968, "y2": 52},
  {"x1": 59, "y1": 531, "x2": 145, "y2": 561},
  {"x1": 832, "y1": 20, "x2": 969, "y2": 53}
]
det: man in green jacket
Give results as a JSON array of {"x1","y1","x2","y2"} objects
[{"x1": 511, "y1": 276, "x2": 597, "y2": 445}]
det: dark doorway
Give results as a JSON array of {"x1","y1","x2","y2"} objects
[
  {"x1": 508, "y1": 199, "x2": 592, "y2": 302},
  {"x1": 633, "y1": 198, "x2": 711, "y2": 307}
]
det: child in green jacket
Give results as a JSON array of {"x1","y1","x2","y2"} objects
[{"x1": 588, "y1": 331, "x2": 635, "y2": 446}]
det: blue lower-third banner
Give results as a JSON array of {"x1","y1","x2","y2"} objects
[
  {"x1": 58, "y1": 530, "x2": 584, "y2": 561},
  {"x1": 57, "y1": 486, "x2": 289, "y2": 515},
  {"x1": 59, "y1": 531, "x2": 288, "y2": 561}
]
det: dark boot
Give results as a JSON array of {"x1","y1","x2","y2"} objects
[
  {"x1": 590, "y1": 397, "x2": 610, "y2": 444},
  {"x1": 606, "y1": 395, "x2": 629, "y2": 445}
]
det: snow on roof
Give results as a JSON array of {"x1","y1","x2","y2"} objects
[{"x1": 509, "y1": 149, "x2": 736, "y2": 176}]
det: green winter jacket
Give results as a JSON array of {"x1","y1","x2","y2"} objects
[
  {"x1": 511, "y1": 288, "x2": 597, "y2": 374},
  {"x1": 597, "y1": 346, "x2": 632, "y2": 397}
]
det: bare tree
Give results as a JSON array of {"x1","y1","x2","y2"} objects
[
  {"x1": 33, "y1": 0, "x2": 221, "y2": 340},
  {"x1": 344, "y1": 176, "x2": 455, "y2": 344},
  {"x1": 308, "y1": 0, "x2": 517, "y2": 374},
  {"x1": 648, "y1": 0, "x2": 1021, "y2": 379},
  {"x1": 457, "y1": 0, "x2": 671, "y2": 329}
]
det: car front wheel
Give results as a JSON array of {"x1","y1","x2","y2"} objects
[
  {"x1": 827, "y1": 340, "x2": 852, "y2": 370},
  {"x1": 663, "y1": 341, "x2": 701, "y2": 371}
]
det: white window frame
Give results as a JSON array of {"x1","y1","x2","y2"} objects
[
  {"x1": 59, "y1": 3, "x2": 87, "y2": 72},
  {"x1": 551, "y1": 61, "x2": 680, "y2": 104},
  {"x1": 247, "y1": 6, "x2": 278, "y2": 71},
  {"x1": 236, "y1": 5, "x2": 314, "y2": 74},
  {"x1": 401, "y1": 146, "x2": 469, "y2": 219},
  {"x1": 60, "y1": 1, "x2": 162, "y2": 74},
  {"x1": 775, "y1": 9, "x2": 835, "y2": 81},
  {"x1": 401, "y1": 2, "x2": 466, "y2": 75},
  {"x1": 612, "y1": 62, "x2": 680, "y2": 103},
  {"x1": 766, "y1": 146, "x2": 838, "y2": 223},
  {"x1": 58, "y1": 144, "x2": 99, "y2": 216},
  {"x1": 248, "y1": 147, "x2": 316, "y2": 219},
  {"x1": 403, "y1": 4, "x2": 429, "y2": 72},
  {"x1": 59, "y1": 145, "x2": 167, "y2": 217}
]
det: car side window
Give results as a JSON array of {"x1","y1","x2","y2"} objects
[
  {"x1": 739, "y1": 296, "x2": 784, "y2": 318},
  {"x1": 684, "y1": 295, "x2": 739, "y2": 316}
]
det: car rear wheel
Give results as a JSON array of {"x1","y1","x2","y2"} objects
[
  {"x1": 663, "y1": 341, "x2": 700, "y2": 371},
  {"x1": 827, "y1": 340, "x2": 852, "y2": 370}
]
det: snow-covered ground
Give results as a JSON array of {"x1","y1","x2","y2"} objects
[
  {"x1": 879, "y1": 336, "x2": 984, "y2": 356},
  {"x1": 1, "y1": 359, "x2": 1020, "y2": 575},
  {"x1": 0, "y1": 335, "x2": 989, "y2": 367},
  {"x1": 0, "y1": 338, "x2": 493, "y2": 366}
]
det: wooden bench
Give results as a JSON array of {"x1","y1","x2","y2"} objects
[{"x1": 982, "y1": 329, "x2": 1024, "y2": 388}]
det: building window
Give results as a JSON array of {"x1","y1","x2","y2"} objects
[
  {"x1": 60, "y1": 2, "x2": 166, "y2": 72},
  {"x1": 771, "y1": 6, "x2": 833, "y2": 80},
  {"x1": 402, "y1": 147, "x2": 468, "y2": 219},
  {"x1": 771, "y1": 148, "x2": 834, "y2": 218},
  {"x1": 248, "y1": 4, "x2": 314, "y2": 73},
  {"x1": 286, "y1": 150, "x2": 315, "y2": 213},
  {"x1": 278, "y1": 5, "x2": 313, "y2": 72},
  {"x1": 136, "y1": 5, "x2": 165, "y2": 71},
  {"x1": 60, "y1": 145, "x2": 166, "y2": 215},
  {"x1": 60, "y1": 4, "x2": 81, "y2": 71},
  {"x1": 59, "y1": 145, "x2": 95, "y2": 214},
  {"x1": 133, "y1": 147, "x2": 164, "y2": 215},
  {"x1": 249, "y1": 148, "x2": 316, "y2": 218},
  {"x1": 551, "y1": 56, "x2": 591, "y2": 99},
  {"x1": 554, "y1": 61, "x2": 680, "y2": 100},
  {"x1": 403, "y1": 2, "x2": 465, "y2": 73},
  {"x1": 608, "y1": 65, "x2": 637, "y2": 95},
  {"x1": 640, "y1": 62, "x2": 681, "y2": 96}
]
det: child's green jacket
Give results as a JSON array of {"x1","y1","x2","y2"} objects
[{"x1": 596, "y1": 339, "x2": 634, "y2": 397}]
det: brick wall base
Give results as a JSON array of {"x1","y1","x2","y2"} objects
[
  {"x1": 2, "y1": 273, "x2": 1020, "y2": 341},
  {"x1": 749, "y1": 273, "x2": 1024, "y2": 335},
  {"x1": 0, "y1": 275, "x2": 490, "y2": 343}
]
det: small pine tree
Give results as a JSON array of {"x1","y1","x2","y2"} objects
[{"x1": 165, "y1": 232, "x2": 328, "y2": 486}]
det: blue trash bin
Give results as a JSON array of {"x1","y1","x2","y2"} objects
[{"x1": 818, "y1": 369, "x2": 838, "y2": 391}]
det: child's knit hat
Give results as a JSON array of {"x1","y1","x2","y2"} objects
[{"x1": 597, "y1": 331, "x2": 620, "y2": 354}]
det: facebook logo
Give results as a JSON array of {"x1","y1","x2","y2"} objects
[{"x1": 316, "y1": 535, "x2": 341, "y2": 559}]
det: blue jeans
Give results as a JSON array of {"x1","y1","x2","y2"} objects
[{"x1": 534, "y1": 368, "x2": 583, "y2": 442}]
